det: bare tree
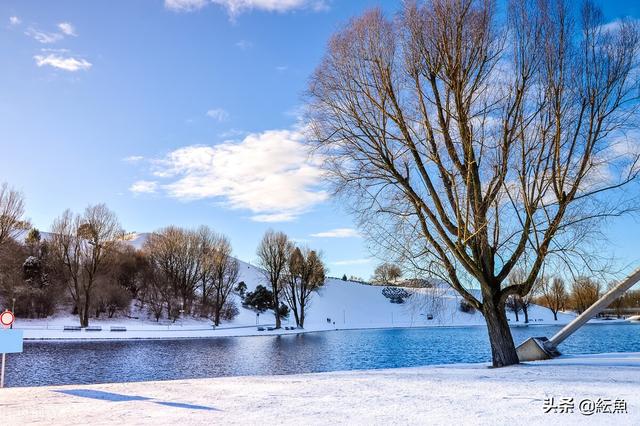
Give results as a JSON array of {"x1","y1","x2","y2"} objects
[
  {"x1": 50, "y1": 204, "x2": 122, "y2": 327},
  {"x1": 505, "y1": 295, "x2": 523, "y2": 322},
  {"x1": 538, "y1": 276, "x2": 568, "y2": 320},
  {"x1": 306, "y1": 1, "x2": 640, "y2": 366},
  {"x1": 203, "y1": 233, "x2": 240, "y2": 326},
  {"x1": 507, "y1": 268, "x2": 540, "y2": 323},
  {"x1": 283, "y1": 246, "x2": 326, "y2": 328},
  {"x1": 0, "y1": 182, "x2": 26, "y2": 248},
  {"x1": 371, "y1": 262, "x2": 402, "y2": 285},
  {"x1": 570, "y1": 276, "x2": 602, "y2": 314},
  {"x1": 143, "y1": 226, "x2": 207, "y2": 317},
  {"x1": 606, "y1": 281, "x2": 627, "y2": 318},
  {"x1": 257, "y1": 230, "x2": 292, "y2": 329}
]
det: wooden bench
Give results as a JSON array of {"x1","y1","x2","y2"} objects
[
  {"x1": 110, "y1": 326, "x2": 127, "y2": 332},
  {"x1": 85, "y1": 326, "x2": 102, "y2": 332},
  {"x1": 63, "y1": 325, "x2": 81, "y2": 331}
]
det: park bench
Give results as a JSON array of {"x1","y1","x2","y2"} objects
[
  {"x1": 110, "y1": 326, "x2": 127, "y2": 332},
  {"x1": 257, "y1": 327, "x2": 265, "y2": 331},
  {"x1": 85, "y1": 326, "x2": 102, "y2": 332},
  {"x1": 63, "y1": 325, "x2": 81, "y2": 331}
]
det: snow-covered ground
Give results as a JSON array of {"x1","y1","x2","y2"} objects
[
  {"x1": 14, "y1": 257, "x2": 580, "y2": 340},
  {"x1": 3, "y1": 352, "x2": 639, "y2": 425}
]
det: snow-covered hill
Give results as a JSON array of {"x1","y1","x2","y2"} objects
[
  {"x1": 13, "y1": 231, "x2": 578, "y2": 339},
  {"x1": 232, "y1": 258, "x2": 576, "y2": 329}
]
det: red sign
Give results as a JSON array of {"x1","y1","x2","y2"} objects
[{"x1": 0, "y1": 310, "x2": 14, "y2": 328}]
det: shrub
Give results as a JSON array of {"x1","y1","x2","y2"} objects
[
  {"x1": 382, "y1": 286, "x2": 411, "y2": 303},
  {"x1": 220, "y1": 299, "x2": 239, "y2": 321},
  {"x1": 243, "y1": 285, "x2": 274, "y2": 313}
]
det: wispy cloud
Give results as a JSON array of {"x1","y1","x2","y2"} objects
[
  {"x1": 130, "y1": 180, "x2": 159, "y2": 194},
  {"x1": 276, "y1": 65, "x2": 288, "y2": 72},
  {"x1": 164, "y1": 0, "x2": 208, "y2": 12},
  {"x1": 235, "y1": 40, "x2": 253, "y2": 50},
  {"x1": 218, "y1": 128, "x2": 247, "y2": 139},
  {"x1": 25, "y1": 27, "x2": 64, "y2": 44},
  {"x1": 123, "y1": 155, "x2": 144, "y2": 163},
  {"x1": 331, "y1": 258, "x2": 371, "y2": 266},
  {"x1": 311, "y1": 228, "x2": 360, "y2": 238},
  {"x1": 165, "y1": 0, "x2": 329, "y2": 16},
  {"x1": 9, "y1": 16, "x2": 21, "y2": 26},
  {"x1": 134, "y1": 128, "x2": 327, "y2": 222},
  {"x1": 57, "y1": 22, "x2": 77, "y2": 37},
  {"x1": 206, "y1": 108, "x2": 230, "y2": 122},
  {"x1": 33, "y1": 53, "x2": 92, "y2": 71}
]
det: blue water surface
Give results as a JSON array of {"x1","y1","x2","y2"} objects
[{"x1": 5, "y1": 323, "x2": 639, "y2": 387}]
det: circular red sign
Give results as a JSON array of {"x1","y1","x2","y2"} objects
[{"x1": 0, "y1": 310, "x2": 14, "y2": 327}]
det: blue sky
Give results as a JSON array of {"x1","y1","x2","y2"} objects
[{"x1": 1, "y1": 0, "x2": 640, "y2": 280}]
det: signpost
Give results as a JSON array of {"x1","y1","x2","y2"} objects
[{"x1": 1, "y1": 310, "x2": 23, "y2": 388}]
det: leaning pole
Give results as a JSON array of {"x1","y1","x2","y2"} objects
[{"x1": 516, "y1": 266, "x2": 640, "y2": 362}]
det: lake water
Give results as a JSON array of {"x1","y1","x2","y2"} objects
[{"x1": 5, "y1": 323, "x2": 639, "y2": 387}]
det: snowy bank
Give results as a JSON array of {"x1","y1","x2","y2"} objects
[{"x1": 3, "y1": 352, "x2": 639, "y2": 425}]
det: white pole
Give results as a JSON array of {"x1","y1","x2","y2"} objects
[
  {"x1": 550, "y1": 266, "x2": 640, "y2": 346},
  {"x1": 1, "y1": 353, "x2": 5, "y2": 388}
]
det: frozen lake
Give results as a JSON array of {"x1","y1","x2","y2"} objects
[{"x1": 6, "y1": 323, "x2": 639, "y2": 387}]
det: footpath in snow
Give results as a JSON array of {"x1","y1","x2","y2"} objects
[{"x1": 3, "y1": 352, "x2": 639, "y2": 425}]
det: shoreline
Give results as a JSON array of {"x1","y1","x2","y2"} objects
[{"x1": 17, "y1": 318, "x2": 633, "y2": 342}]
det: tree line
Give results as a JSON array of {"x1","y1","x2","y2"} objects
[{"x1": 0, "y1": 183, "x2": 326, "y2": 328}]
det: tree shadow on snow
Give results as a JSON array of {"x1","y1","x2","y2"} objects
[{"x1": 54, "y1": 389, "x2": 218, "y2": 411}]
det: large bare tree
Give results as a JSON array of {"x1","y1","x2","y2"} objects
[
  {"x1": 50, "y1": 204, "x2": 122, "y2": 327},
  {"x1": 203, "y1": 233, "x2": 240, "y2": 326},
  {"x1": 538, "y1": 276, "x2": 568, "y2": 320},
  {"x1": 307, "y1": 0, "x2": 640, "y2": 365},
  {"x1": 143, "y1": 226, "x2": 208, "y2": 316},
  {"x1": 283, "y1": 246, "x2": 326, "y2": 328},
  {"x1": 257, "y1": 230, "x2": 292, "y2": 329}
]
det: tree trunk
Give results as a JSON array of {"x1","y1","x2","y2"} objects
[
  {"x1": 523, "y1": 306, "x2": 529, "y2": 324},
  {"x1": 274, "y1": 290, "x2": 281, "y2": 329},
  {"x1": 514, "y1": 309, "x2": 519, "y2": 322},
  {"x1": 299, "y1": 303, "x2": 305, "y2": 328},
  {"x1": 214, "y1": 307, "x2": 221, "y2": 326},
  {"x1": 482, "y1": 291, "x2": 519, "y2": 367},
  {"x1": 552, "y1": 310, "x2": 558, "y2": 321}
]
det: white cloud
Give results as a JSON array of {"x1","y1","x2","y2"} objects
[
  {"x1": 123, "y1": 155, "x2": 144, "y2": 163},
  {"x1": 25, "y1": 27, "x2": 64, "y2": 44},
  {"x1": 206, "y1": 108, "x2": 230, "y2": 122},
  {"x1": 141, "y1": 128, "x2": 327, "y2": 222},
  {"x1": 57, "y1": 22, "x2": 77, "y2": 37},
  {"x1": 165, "y1": 0, "x2": 208, "y2": 11},
  {"x1": 130, "y1": 180, "x2": 159, "y2": 194},
  {"x1": 33, "y1": 53, "x2": 92, "y2": 71},
  {"x1": 276, "y1": 65, "x2": 288, "y2": 72},
  {"x1": 165, "y1": 0, "x2": 328, "y2": 16},
  {"x1": 235, "y1": 40, "x2": 253, "y2": 50},
  {"x1": 311, "y1": 228, "x2": 361, "y2": 238},
  {"x1": 331, "y1": 258, "x2": 371, "y2": 266},
  {"x1": 9, "y1": 16, "x2": 21, "y2": 26}
]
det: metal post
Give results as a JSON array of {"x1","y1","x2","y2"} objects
[
  {"x1": 1, "y1": 353, "x2": 5, "y2": 388},
  {"x1": 549, "y1": 266, "x2": 640, "y2": 347},
  {"x1": 517, "y1": 266, "x2": 640, "y2": 362}
]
